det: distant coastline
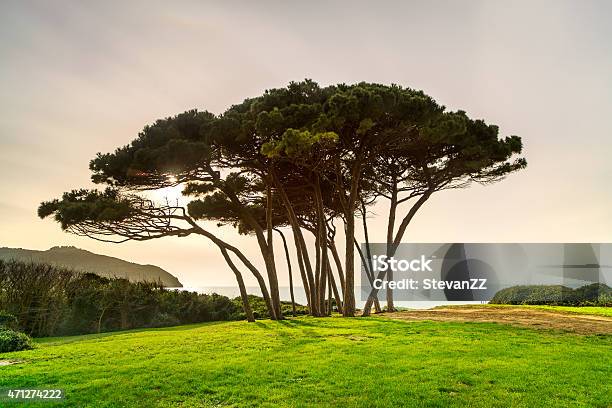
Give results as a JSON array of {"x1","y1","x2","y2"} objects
[{"x1": 0, "y1": 246, "x2": 182, "y2": 287}]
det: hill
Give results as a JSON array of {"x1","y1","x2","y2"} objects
[
  {"x1": 0, "y1": 246, "x2": 182, "y2": 287},
  {"x1": 1, "y1": 317, "x2": 610, "y2": 406}
]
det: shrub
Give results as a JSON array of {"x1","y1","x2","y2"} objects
[
  {"x1": 0, "y1": 311, "x2": 18, "y2": 330},
  {"x1": 523, "y1": 285, "x2": 575, "y2": 304},
  {"x1": 573, "y1": 283, "x2": 611, "y2": 304},
  {"x1": 1, "y1": 259, "x2": 306, "y2": 337},
  {"x1": 490, "y1": 283, "x2": 612, "y2": 306},
  {"x1": 0, "y1": 328, "x2": 34, "y2": 353},
  {"x1": 148, "y1": 312, "x2": 180, "y2": 328},
  {"x1": 235, "y1": 295, "x2": 309, "y2": 319},
  {"x1": 0, "y1": 260, "x2": 252, "y2": 337}
]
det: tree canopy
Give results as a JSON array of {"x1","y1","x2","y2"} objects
[{"x1": 40, "y1": 80, "x2": 526, "y2": 319}]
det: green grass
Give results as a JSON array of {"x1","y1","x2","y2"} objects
[
  {"x1": 519, "y1": 305, "x2": 612, "y2": 317},
  {"x1": 442, "y1": 304, "x2": 612, "y2": 317},
  {"x1": 1, "y1": 317, "x2": 610, "y2": 407}
]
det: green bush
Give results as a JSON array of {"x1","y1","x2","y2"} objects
[
  {"x1": 573, "y1": 283, "x2": 611, "y2": 304},
  {"x1": 0, "y1": 311, "x2": 18, "y2": 330},
  {"x1": 490, "y1": 283, "x2": 612, "y2": 306},
  {"x1": 1, "y1": 260, "x2": 307, "y2": 336},
  {"x1": 0, "y1": 260, "x2": 246, "y2": 336},
  {"x1": 234, "y1": 295, "x2": 309, "y2": 319},
  {"x1": 523, "y1": 285, "x2": 575, "y2": 304},
  {"x1": 148, "y1": 312, "x2": 180, "y2": 328},
  {"x1": 0, "y1": 328, "x2": 34, "y2": 353}
]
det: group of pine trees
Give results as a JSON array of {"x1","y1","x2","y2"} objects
[{"x1": 39, "y1": 80, "x2": 526, "y2": 320}]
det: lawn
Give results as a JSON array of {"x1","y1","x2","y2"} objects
[
  {"x1": 440, "y1": 304, "x2": 612, "y2": 317},
  {"x1": 1, "y1": 317, "x2": 610, "y2": 407},
  {"x1": 520, "y1": 305, "x2": 612, "y2": 317}
]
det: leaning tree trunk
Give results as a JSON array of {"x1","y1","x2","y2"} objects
[
  {"x1": 276, "y1": 229, "x2": 297, "y2": 317},
  {"x1": 258, "y1": 244, "x2": 280, "y2": 320},
  {"x1": 264, "y1": 182, "x2": 282, "y2": 319},
  {"x1": 206, "y1": 168, "x2": 279, "y2": 319},
  {"x1": 292, "y1": 227, "x2": 313, "y2": 313},
  {"x1": 329, "y1": 241, "x2": 346, "y2": 293},
  {"x1": 360, "y1": 202, "x2": 382, "y2": 313},
  {"x1": 325, "y1": 258, "x2": 344, "y2": 314},
  {"x1": 191, "y1": 225, "x2": 276, "y2": 320},
  {"x1": 250, "y1": 224, "x2": 281, "y2": 320},
  {"x1": 355, "y1": 239, "x2": 382, "y2": 313},
  {"x1": 273, "y1": 171, "x2": 318, "y2": 315},
  {"x1": 219, "y1": 247, "x2": 255, "y2": 322},
  {"x1": 362, "y1": 191, "x2": 433, "y2": 316}
]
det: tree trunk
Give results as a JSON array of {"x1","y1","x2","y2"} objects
[
  {"x1": 343, "y1": 214, "x2": 356, "y2": 316},
  {"x1": 326, "y1": 258, "x2": 343, "y2": 314},
  {"x1": 327, "y1": 269, "x2": 332, "y2": 315},
  {"x1": 265, "y1": 182, "x2": 282, "y2": 319},
  {"x1": 314, "y1": 179, "x2": 329, "y2": 316},
  {"x1": 329, "y1": 242, "x2": 346, "y2": 293},
  {"x1": 219, "y1": 247, "x2": 255, "y2": 322},
  {"x1": 355, "y1": 239, "x2": 382, "y2": 314},
  {"x1": 248, "y1": 228, "x2": 280, "y2": 320},
  {"x1": 273, "y1": 171, "x2": 318, "y2": 315},
  {"x1": 314, "y1": 235, "x2": 321, "y2": 314},
  {"x1": 362, "y1": 191, "x2": 432, "y2": 315},
  {"x1": 207, "y1": 167, "x2": 280, "y2": 319},
  {"x1": 361, "y1": 202, "x2": 384, "y2": 312},
  {"x1": 276, "y1": 228, "x2": 297, "y2": 317},
  {"x1": 385, "y1": 181, "x2": 398, "y2": 311},
  {"x1": 191, "y1": 225, "x2": 276, "y2": 320},
  {"x1": 341, "y1": 161, "x2": 362, "y2": 317},
  {"x1": 291, "y1": 226, "x2": 313, "y2": 313}
]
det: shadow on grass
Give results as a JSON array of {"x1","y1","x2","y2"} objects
[
  {"x1": 35, "y1": 314, "x2": 564, "y2": 349},
  {"x1": 36, "y1": 320, "x2": 233, "y2": 345}
]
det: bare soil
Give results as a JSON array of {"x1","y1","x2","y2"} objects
[
  {"x1": 383, "y1": 307, "x2": 612, "y2": 335},
  {"x1": 0, "y1": 360, "x2": 22, "y2": 366}
]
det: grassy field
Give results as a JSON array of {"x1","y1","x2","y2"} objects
[
  {"x1": 439, "y1": 304, "x2": 612, "y2": 317},
  {"x1": 518, "y1": 305, "x2": 612, "y2": 317},
  {"x1": 1, "y1": 317, "x2": 611, "y2": 407}
]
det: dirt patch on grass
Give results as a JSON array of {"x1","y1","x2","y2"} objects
[
  {"x1": 383, "y1": 307, "x2": 612, "y2": 335},
  {"x1": 0, "y1": 360, "x2": 23, "y2": 366}
]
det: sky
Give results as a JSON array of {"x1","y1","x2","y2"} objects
[{"x1": 1, "y1": 0, "x2": 611, "y2": 289}]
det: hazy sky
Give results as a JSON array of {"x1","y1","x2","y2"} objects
[{"x1": 1, "y1": 0, "x2": 611, "y2": 288}]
